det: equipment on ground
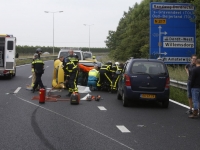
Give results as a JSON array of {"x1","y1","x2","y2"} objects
[
  {"x1": 70, "y1": 92, "x2": 80, "y2": 104},
  {"x1": 39, "y1": 88, "x2": 46, "y2": 103}
]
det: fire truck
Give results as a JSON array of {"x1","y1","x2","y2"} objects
[{"x1": 0, "y1": 34, "x2": 17, "y2": 78}]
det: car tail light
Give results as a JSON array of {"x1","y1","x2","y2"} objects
[
  {"x1": 3, "y1": 70, "x2": 9, "y2": 74},
  {"x1": 124, "y1": 74, "x2": 131, "y2": 86},
  {"x1": 165, "y1": 77, "x2": 170, "y2": 89}
]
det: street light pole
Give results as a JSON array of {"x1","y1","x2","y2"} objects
[
  {"x1": 84, "y1": 24, "x2": 94, "y2": 52},
  {"x1": 45, "y1": 11, "x2": 63, "y2": 55}
]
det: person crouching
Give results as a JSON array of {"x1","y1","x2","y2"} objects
[{"x1": 87, "y1": 65, "x2": 99, "y2": 91}]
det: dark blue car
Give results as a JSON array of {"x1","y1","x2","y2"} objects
[{"x1": 117, "y1": 58, "x2": 170, "y2": 108}]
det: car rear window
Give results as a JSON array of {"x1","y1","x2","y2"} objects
[
  {"x1": 84, "y1": 53, "x2": 92, "y2": 59},
  {"x1": 131, "y1": 61, "x2": 167, "y2": 75},
  {"x1": 60, "y1": 52, "x2": 81, "y2": 60}
]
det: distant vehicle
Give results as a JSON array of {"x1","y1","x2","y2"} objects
[
  {"x1": 0, "y1": 34, "x2": 17, "y2": 78},
  {"x1": 83, "y1": 51, "x2": 92, "y2": 59},
  {"x1": 43, "y1": 52, "x2": 50, "y2": 55},
  {"x1": 117, "y1": 58, "x2": 170, "y2": 108},
  {"x1": 58, "y1": 49, "x2": 84, "y2": 60}
]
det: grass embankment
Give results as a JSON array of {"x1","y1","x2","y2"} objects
[{"x1": 167, "y1": 65, "x2": 188, "y2": 106}]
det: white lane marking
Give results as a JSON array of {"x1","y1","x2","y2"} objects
[
  {"x1": 29, "y1": 75, "x2": 32, "y2": 78},
  {"x1": 169, "y1": 99, "x2": 190, "y2": 109},
  {"x1": 15, "y1": 95, "x2": 134, "y2": 150},
  {"x1": 116, "y1": 125, "x2": 131, "y2": 133},
  {"x1": 46, "y1": 66, "x2": 49, "y2": 68},
  {"x1": 98, "y1": 106, "x2": 107, "y2": 110},
  {"x1": 14, "y1": 87, "x2": 21, "y2": 94}
]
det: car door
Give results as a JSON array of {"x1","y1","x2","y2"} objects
[{"x1": 5, "y1": 37, "x2": 15, "y2": 70}]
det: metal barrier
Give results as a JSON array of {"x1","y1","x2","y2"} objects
[{"x1": 170, "y1": 79, "x2": 187, "y2": 90}]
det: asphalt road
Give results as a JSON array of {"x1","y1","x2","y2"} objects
[{"x1": 0, "y1": 60, "x2": 200, "y2": 150}]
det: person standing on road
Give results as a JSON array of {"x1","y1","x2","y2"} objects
[
  {"x1": 111, "y1": 62, "x2": 123, "y2": 92},
  {"x1": 31, "y1": 54, "x2": 45, "y2": 93},
  {"x1": 31, "y1": 53, "x2": 38, "y2": 88},
  {"x1": 185, "y1": 54, "x2": 197, "y2": 114},
  {"x1": 97, "y1": 61, "x2": 112, "y2": 91},
  {"x1": 63, "y1": 50, "x2": 79, "y2": 97},
  {"x1": 189, "y1": 58, "x2": 200, "y2": 118}
]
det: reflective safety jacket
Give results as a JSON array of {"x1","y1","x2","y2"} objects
[
  {"x1": 88, "y1": 69, "x2": 99, "y2": 81},
  {"x1": 99, "y1": 64, "x2": 111, "y2": 73},
  {"x1": 32, "y1": 58, "x2": 44, "y2": 74},
  {"x1": 64, "y1": 54, "x2": 79, "y2": 75}
]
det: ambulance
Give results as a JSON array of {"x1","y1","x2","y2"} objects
[{"x1": 0, "y1": 34, "x2": 17, "y2": 78}]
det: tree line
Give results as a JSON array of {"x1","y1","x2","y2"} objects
[
  {"x1": 105, "y1": 0, "x2": 200, "y2": 61},
  {"x1": 16, "y1": 45, "x2": 109, "y2": 54}
]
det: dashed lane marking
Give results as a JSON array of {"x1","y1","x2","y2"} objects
[
  {"x1": 29, "y1": 75, "x2": 32, "y2": 78},
  {"x1": 14, "y1": 95, "x2": 134, "y2": 150},
  {"x1": 116, "y1": 125, "x2": 131, "y2": 133},
  {"x1": 98, "y1": 106, "x2": 107, "y2": 111},
  {"x1": 14, "y1": 87, "x2": 21, "y2": 94}
]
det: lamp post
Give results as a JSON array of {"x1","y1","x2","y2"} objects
[
  {"x1": 45, "y1": 11, "x2": 63, "y2": 55},
  {"x1": 84, "y1": 24, "x2": 94, "y2": 52}
]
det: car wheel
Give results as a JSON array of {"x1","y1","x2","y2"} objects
[
  {"x1": 162, "y1": 99, "x2": 169, "y2": 108},
  {"x1": 117, "y1": 90, "x2": 122, "y2": 100},
  {"x1": 122, "y1": 92, "x2": 129, "y2": 107},
  {"x1": 13, "y1": 68, "x2": 16, "y2": 77}
]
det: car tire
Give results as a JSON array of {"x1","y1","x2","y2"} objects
[
  {"x1": 13, "y1": 68, "x2": 16, "y2": 77},
  {"x1": 162, "y1": 99, "x2": 169, "y2": 108},
  {"x1": 117, "y1": 90, "x2": 122, "y2": 100},
  {"x1": 122, "y1": 92, "x2": 129, "y2": 107}
]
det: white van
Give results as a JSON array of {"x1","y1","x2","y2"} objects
[
  {"x1": 0, "y1": 34, "x2": 17, "y2": 78},
  {"x1": 58, "y1": 49, "x2": 84, "y2": 60}
]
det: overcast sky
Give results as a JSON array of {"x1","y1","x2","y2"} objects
[{"x1": 0, "y1": 0, "x2": 142, "y2": 48}]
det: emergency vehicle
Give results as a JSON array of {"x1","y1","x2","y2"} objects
[{"x1": 0, "y1": 34, "x2": 17, "y2": 78}]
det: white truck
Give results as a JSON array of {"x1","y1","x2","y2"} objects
[{"x1": 0, "y1": 34, "x2": 17, "y2": 78}]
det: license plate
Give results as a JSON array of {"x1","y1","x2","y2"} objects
[{"x1": 141, "y1": 94, "x2": 156, "y2": 99}]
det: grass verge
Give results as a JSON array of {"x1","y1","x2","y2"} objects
[{"x1": 170, "y1": 86, "x2": 188, "y2": 106}]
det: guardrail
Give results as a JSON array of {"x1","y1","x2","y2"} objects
[{"x1": 170, "y1": 79, "x2": 187, "y2": 90}]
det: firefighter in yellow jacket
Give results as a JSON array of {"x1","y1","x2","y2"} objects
[
  {"x1": 63, "y1": 50, "x2": 79, "y2": 97},
  {"x1": 97, "y1": 61, "x2": 112, "y2": 90}
]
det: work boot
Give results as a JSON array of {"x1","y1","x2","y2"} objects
[
  {"x1": 31, "y1": 89, "x2": 35, "y2": 93},
  {"x1": 186, "y1": 109, "x2": 193, "y2": 115},
  {"x1": 66, "y1": 92, "x2": 72, "y2": 97},
  {"x1": 188, "y1": 110, "x2": 198, "y2": 119}
]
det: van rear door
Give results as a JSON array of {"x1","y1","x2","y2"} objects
[{"x1": 5, "y1": 37, "x2": 15, "y2": 70}]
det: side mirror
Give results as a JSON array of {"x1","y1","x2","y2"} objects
[{"x1": 15, "y1": 53, "x2": 19, "y2": 58}]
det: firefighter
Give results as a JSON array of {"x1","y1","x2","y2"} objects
[
  {"x1": 36, "y1": 48, "x2": 42, "y2": 59},
  {"x1": 87, "y1": 64, "x2": 99, "y2": 91},
  {"x1": 111, "y1": 62, "x2": 123, "y2": 92},
  {"x1": 97, "y1": 61, "x2": 112, "y2": 90},
  {"x1": 31, "y1": 53, "x2": 38, "y2": 88},
  {"x1": 63, "y1": 50, "x2": 79, "y2": 97},
  {"x1": 31, "y1": 54, "x2": 45, "y2": 93}
]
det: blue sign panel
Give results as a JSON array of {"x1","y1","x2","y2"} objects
[{"x1": 150, "y1": 2, "x2": 196, "y2": 64}]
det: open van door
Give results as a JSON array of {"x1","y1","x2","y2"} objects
[{"x1": 5, "y1": 37, "x2": 15, "y2": 70}]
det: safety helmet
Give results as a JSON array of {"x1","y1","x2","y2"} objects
[
  {"x1": 36, "y1": 48, "x2": 42, "y2": 53},
  {"x1": 115, "y1": 62, "x2": 119, "y2": 66},
  {"x1": 106, "y1": 61, "x2": 112, "y2": 66}
]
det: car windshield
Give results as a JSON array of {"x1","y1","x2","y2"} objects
[
  {"x1": 84, "y1": 53, "x2": 92, "y2": 59},
  {"x1": 60, "y1": 52, "x2": 81, "y2": 60},
  {"x1": 131, "y1": 61, "x2": 167, "y2": 75}
]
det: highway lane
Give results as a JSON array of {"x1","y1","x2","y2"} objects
[{"x1": 0, "y1": 60, "x2": 200, "y2": 150}]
